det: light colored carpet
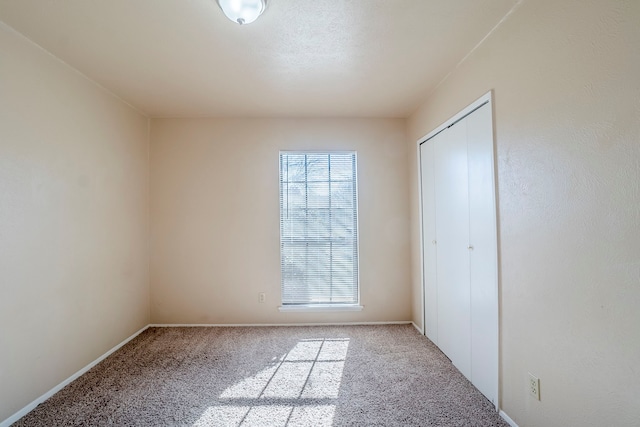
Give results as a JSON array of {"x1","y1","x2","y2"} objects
[{"x1": 14, "y1": 325, "x2": 508, "y2": 426}]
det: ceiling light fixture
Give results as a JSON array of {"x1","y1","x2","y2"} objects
[{"x1": 216, "y1": 0, "x2": 266, "y2": 25}]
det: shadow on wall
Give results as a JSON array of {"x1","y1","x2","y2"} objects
[{"x1": 193, "y1": 338, "x2": 349, "y2": 426}]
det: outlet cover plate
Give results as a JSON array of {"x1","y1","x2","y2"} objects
[{"x1": 528, "y1": 372, "x2": 540, "y2": 400}]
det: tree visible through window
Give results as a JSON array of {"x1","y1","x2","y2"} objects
[{"x1": 279, "y1": 152, "x2": 359, "y2": 305}]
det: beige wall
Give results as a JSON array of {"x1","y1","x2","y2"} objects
[
  {"x1": 0, "y1": 24, "x2": 150, "y2": 421},
  {"x1": 150, "y1": 118, "x2": 411, "y2": 324},
  {"x1": 407, "y1": 0, "x2": 640, "y2": 425}
]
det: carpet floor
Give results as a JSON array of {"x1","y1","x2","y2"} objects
[{"x1": 14, "y1": 325, "x2": 508, "y2": 426}]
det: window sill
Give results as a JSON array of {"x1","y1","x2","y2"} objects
[{"x1": 278, "y1": 304, "x2": 364, "y2": 313}]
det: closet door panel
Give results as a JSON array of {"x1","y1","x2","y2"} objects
[
  {"x1": 420, "y1": 140, "x2": 438, "y2": 344},
  {"x1": 434, "y1": 121, "x2": 471, "y2": 379},
  {"x1": 467, "y1": 103, "x2": 499, "y2": 406}
]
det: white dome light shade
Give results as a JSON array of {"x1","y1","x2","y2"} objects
[{"x1": 216, "y1": 0, "x2": 266, "y2": 25}]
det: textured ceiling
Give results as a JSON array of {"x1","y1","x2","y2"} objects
[{"x1": 0, "y1": 0, "x2": 517, "y2": 118}]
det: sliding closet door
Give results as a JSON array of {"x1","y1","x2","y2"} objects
[
  {"x1": 434, "y1": 121, "x2": 471, "y2": 379},
  {"x1": 418, "y1": 93, "x2": 498, "y2": 408},
  {"x1": 420, "y1": 141, "x2": 438, "y2": 344},
  {"x1": 467, "y1": 103, "x2": 498, "y2": 405}
]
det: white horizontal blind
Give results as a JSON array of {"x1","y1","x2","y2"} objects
[{"x1": 279, "y1": 152, "x2": 359, "y2": 305}]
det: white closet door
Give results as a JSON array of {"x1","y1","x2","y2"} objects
[
  {"x1": 419, "y1": 93, "x2": 498, "y2": 409},
  {"x1": 420, "y1": 138, "x2": 438, "y2": 343},
  {"x1": 434, "y1": 120, "x2": 471, "y2": 379},
  {"x1": 467, "y1": 103, "x2": 499, "y2": 406}
]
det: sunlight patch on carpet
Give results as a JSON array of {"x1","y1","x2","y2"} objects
[
  {"x1": 194, "y1": 404, "x2": 335, "y2": 427},
  {"x1": 194, "y1": 338, "x2": 349, "y2": 426},
  {"x1": 219, "y1": 365, "x2": 280, "y2": 399}
]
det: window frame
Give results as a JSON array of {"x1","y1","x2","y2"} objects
[{"x1": 278, "y1": 150, "x2": 362, "y2": 312}]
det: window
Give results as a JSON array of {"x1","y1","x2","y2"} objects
[{"x1": 279, "y1": 152, "x2": 359, "y2": 307}]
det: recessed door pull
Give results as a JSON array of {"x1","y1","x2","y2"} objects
[{"x1": 468, "y1": 245, "x2": 474, "y2": 250}]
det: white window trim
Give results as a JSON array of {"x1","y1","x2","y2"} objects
[
  {"x1": 278, "y1": 304, "x2": 364, "y2": 312},
  {"x1": 278, "y1": 150, "x2": 361, "y2": 308}
]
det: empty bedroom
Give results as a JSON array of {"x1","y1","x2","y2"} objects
[{"x1": 0, "y1": 0, "x2": 638, "y2": 426}]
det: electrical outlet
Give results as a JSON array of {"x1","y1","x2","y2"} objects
[
  {"x1": 258, "y1": 292, "x2": 266, "y2": 303},
  {"x1": 528, "y1": 373, "x2": 540, "y2": 400}
]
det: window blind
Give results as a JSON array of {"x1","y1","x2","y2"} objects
[{"x1": 279, "y1": 152, "x2": 359, "y2": 305}]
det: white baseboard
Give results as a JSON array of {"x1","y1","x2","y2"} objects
[
  {"x1": 150, "y1": 321, "x2": 413, "y2": 327},
  {"x1": 0, "y1": 325, "x2": 149, "y2": 427},
  {"x1": 411, "y1": 321, "x2": 424, "y2": 335},
  {"x1": 499, "y1": 410, "x2": 519, "y2": 427}
]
